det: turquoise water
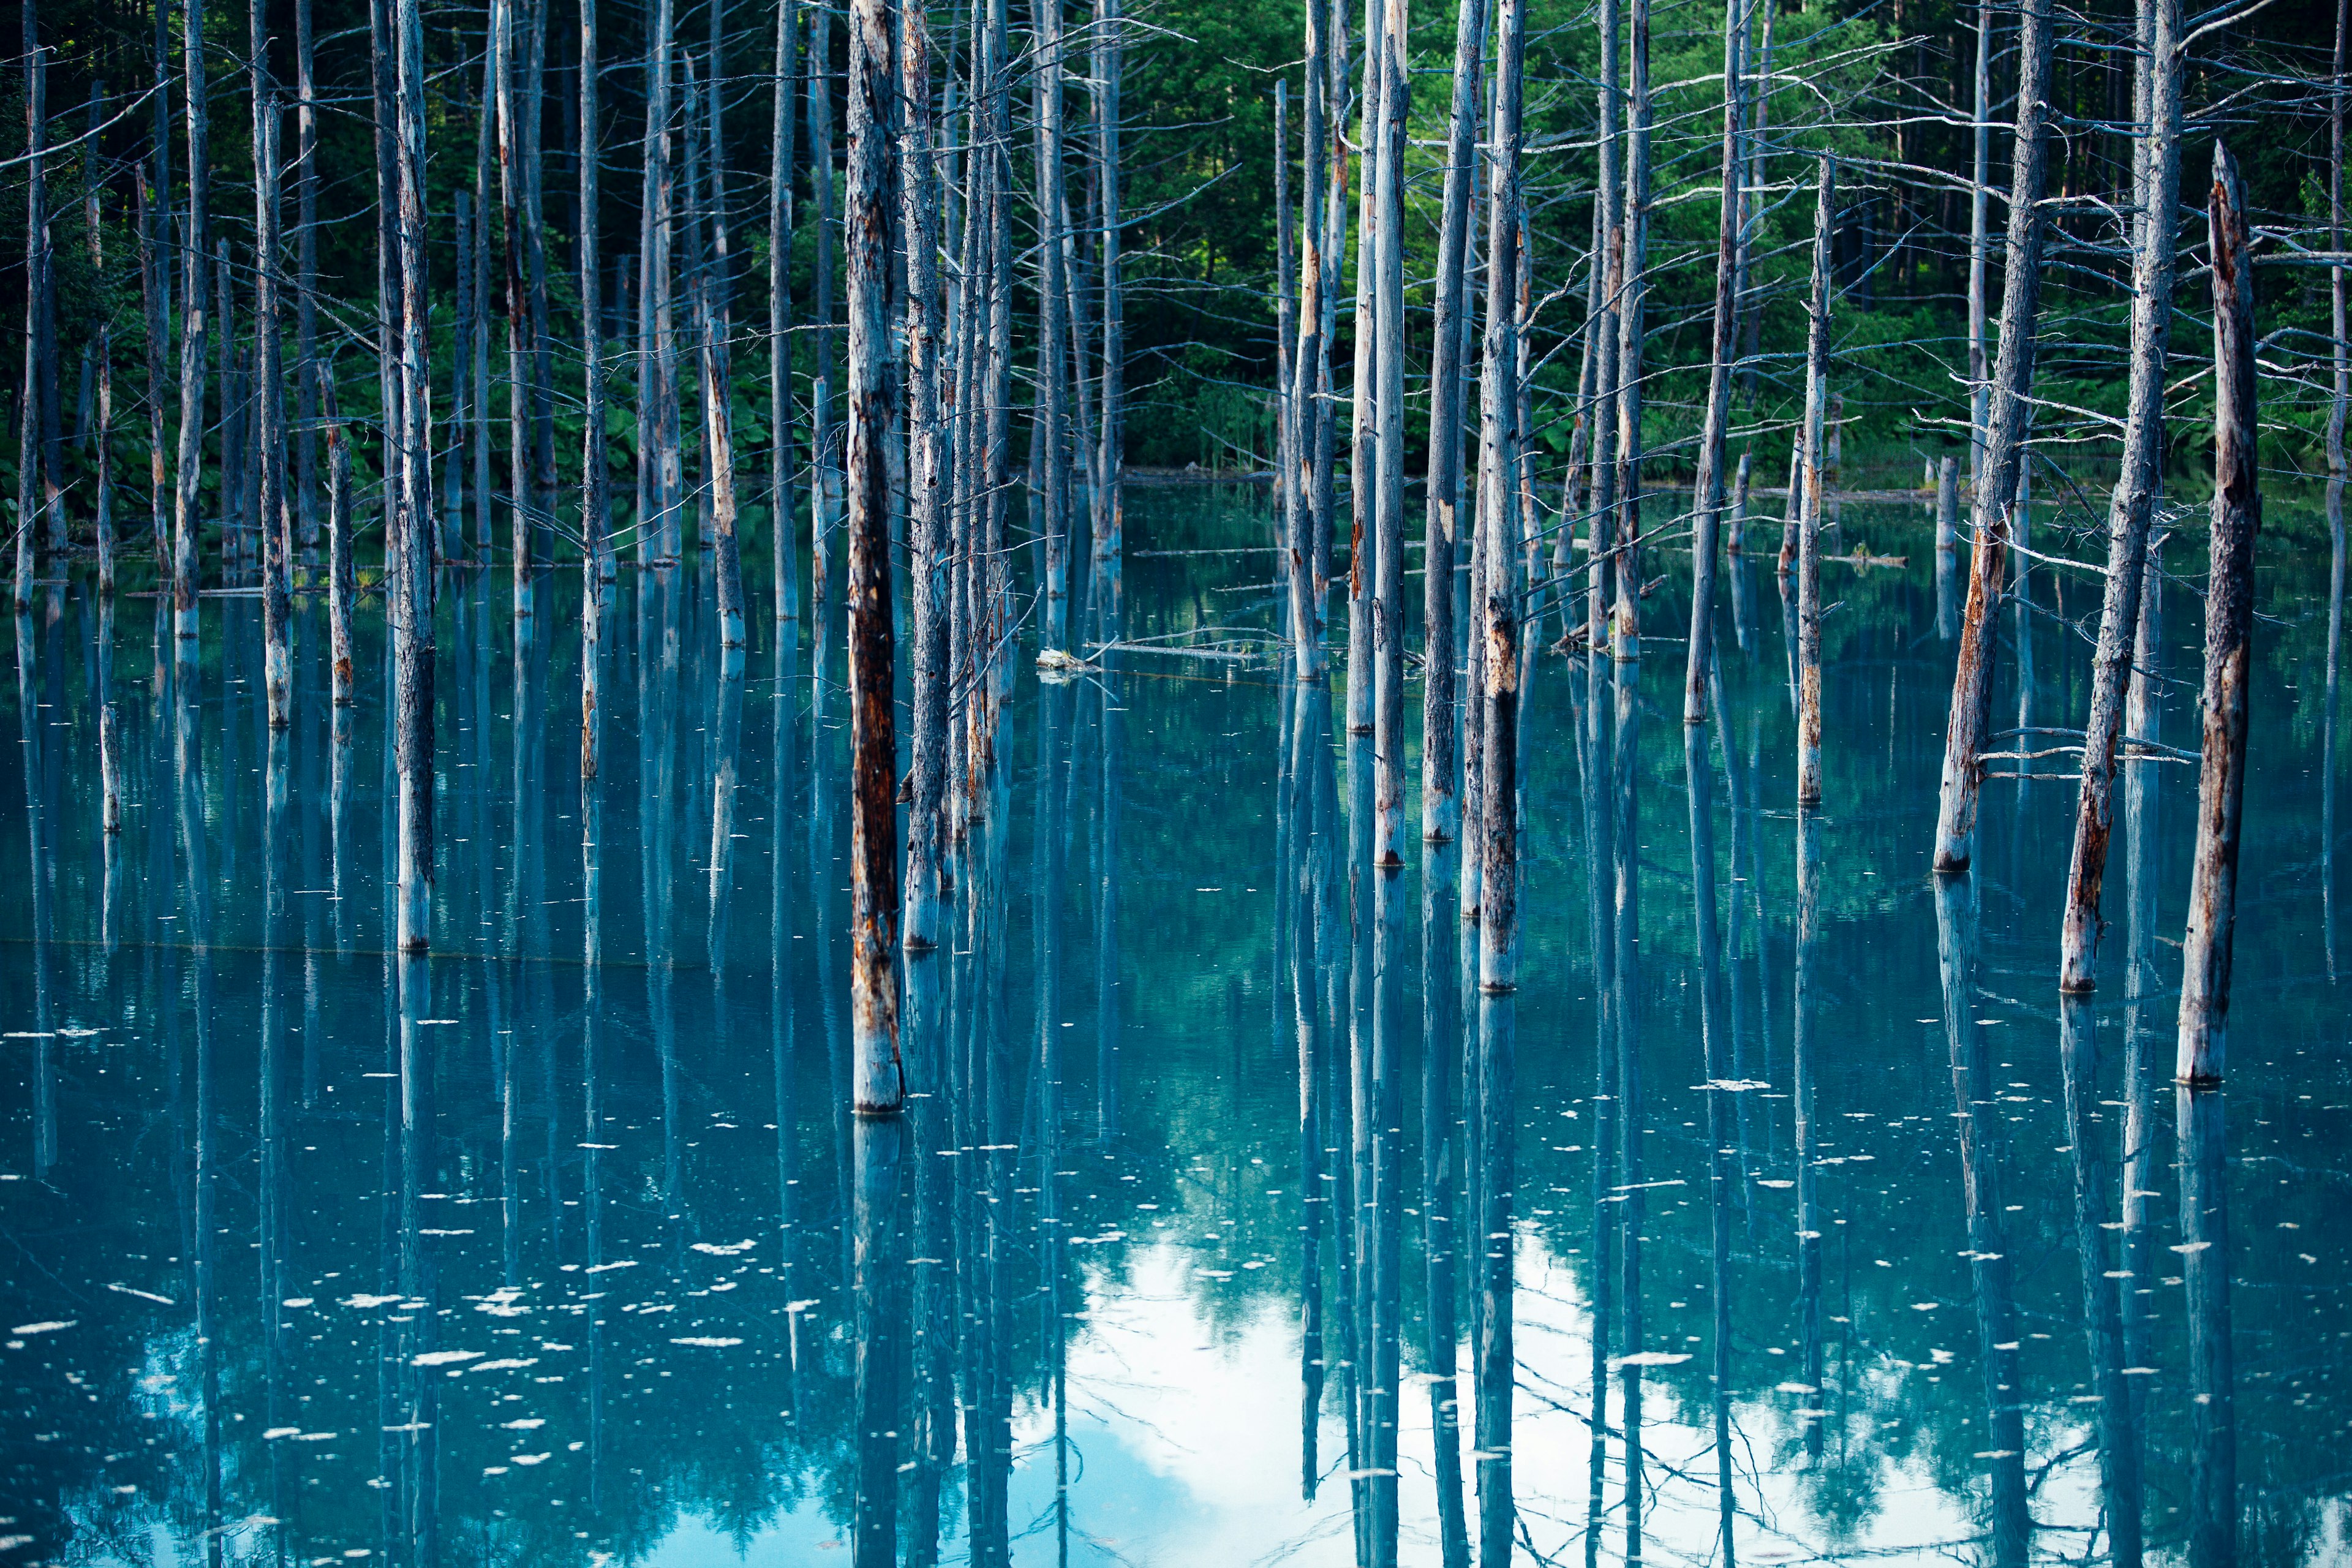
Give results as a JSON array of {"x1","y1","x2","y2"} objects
[{"x1": 0, "y1": 486, "x2": 2346, "y2": 1566}]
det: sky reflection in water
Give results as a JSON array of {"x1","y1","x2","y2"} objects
[{"x1": 0, "y1": 488, "x2": 2346, "y2": 1567}]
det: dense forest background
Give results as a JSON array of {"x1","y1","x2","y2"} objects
[{"x1": 3, "y1": 0, "x2": 2348, "y2": 562}]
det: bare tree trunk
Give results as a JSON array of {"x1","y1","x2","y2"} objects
[
  {"x1": 1609, "y1": 0, "x2": 1651, "y2": 665},
  {"x1": 772, "y1": 0, "x2": 801, "y2": 625},
  {"x1": 811, "y1": 0, "x2": 839, "y2": 610},
  {"x1": 1345, "y1": 0, "x2": 1380, "y2": 739},
  {"x1": 704, "y1": 49, "x2": 747, "y2": 657},
  {"x1": 391, "y1": 0, "x2": 437, "y2": 952},
  {"x1": 1092, "y1": 0, "x2": 1124, "y2": 613},
  {"x1": 573, "y1": 0, "x2": 602, "y2": 582},
  {"x1": 497, "y1": 0, "x2": 536, "y2": 603},
  {"x1": 295, "y1": 0, "x2": 320, "y2": 552},
  {"x1": 15, "y1": 5, "x2": 46, "y2": 614},
  {"x1": 173, "y1": 0, "x2": 209, "y2": 655},
  {"x1": 2057, "y1": 0, "x2": 2182, "y2": 991},
  {"x1": 255, "y1": 0, "x2": 291, "y2": 728},
  {"x1": 1036, "y1": 0, "x2": 1070, "y2": 647},
  {"x1": 2176, "y1": 143, "x2": 2258, "y2": 1087},
  {"x1": 140, "y1": 176, "x2": 168, "y2": 573},
  {"x1": 475, "y1": 83, "x2": 496, "y2": 558},
  {"x1": 1422, "y1": 0, "x2": 1486, "y2": 845},
  {"x1": 581, "y1": 0, "x2": 606, "y2": 771},
  {"x1": 326, "y1": 368, "x2": 355, "y2": 703},
  {"x1": 96, "y1": 330, "x2": 114, "y2": 594},
  {"x1": 652, "y1": 0, "x2": 683, "y2": 564},
  {"x1": 1369, "y1": 0, "x2": 1410, "y2": 867},
  {"x1": 1795, "y1": 158, "x2": 1832, "y2": 809},
  {"x1": 1931, "y1": 0, "x2": 2057, "y2": 873},
  {"x1": 1477, "y1": 0, "x2": 1525, "y2": 999},
  {"x1": 1681, "y1": 0, "x2": 1745, "y2": 723},
  {"x1": 904, "y1": 0, "x2": 948, "y2": 952},
  {"x1": 847, "y1": 0, "x2": 902, "y2": 1113},
  {"x1": 1966, "y1": 0, "x2": 1992, "y2": 493},
  {"x1": 1588, "y1": 0, "x2": 1621, "y2": 660},
  {"x1": 1733, "y1": 0, "x2": 1771, "y2": 404}
]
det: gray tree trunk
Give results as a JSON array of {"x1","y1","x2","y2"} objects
[
  {"x1": 295, "y1": 0, "x2": 320, "y2": 551},
  {"x1": 1369, "y1": 0, "x2": 1411, "y2": 868},
  {"x1": 391, "y1": 0, "x2": 437, "y2": 952},
  {"x1": 1795, "y1": 159, "x2": 1832, "y2": 808},
  {"x1": 326, "y1": 368, "x2": 355, "y2": 703},
  {"x1": 2176, "y1": 143, "x2": 2260, "y2": 1087},
  {"x1": 1345, "y1": 0, "x2": 1380, "y2": 739},
  {"x1": 1932, "y1": 0, "x2": 2058, "y2": 873},
  {"x1": 1422, "y1": 0, "x2": 1487, "y2": 843},
  {"x1": 581, "y1": 0, "x2": 606, "y2": 771},
  {"x1": 811, "y1": 0, "x2": 840, "y2": 609},
  {"x1": 1036, "y1": 0, "x2": 1070, "y2": 648},
  {"x1": 1967, "y1": 0, "x2": 1991, "y2": 492},
  {"x1": 173, "y1": 0, "x2": 208, "y2": 652},
  {"x1": 1477, "y1": 0, "x2": 1525, "y2": 997},
  {"x1": 15, "y1": 7, "x2": 46, "y2": 613},
  {"x1": 1609, "y1": 0, "x2": 1651, "y2": 665},
  {"x1": 2057, "y1": 0, "x2": 2182, "y2": 990},
  {"x1": 904, "y1": 0, "x2": 948, "y2": 952},
  {"x1": 255, "y1": 0, "x2": 290, "y2": 727},
  {"x1": 1092, "y1": 0, "x2": 1124, "y2": 611},
  {"x1": 771, "y1": 0, "x2": 802, "y2": 625},
  {"x1": 1681, "y1": 0, "x2": 1745, "y2": 723}
]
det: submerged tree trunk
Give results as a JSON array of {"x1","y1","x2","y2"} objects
[
  {"x1": 326, "y1": 369, "x2": 355, "y2": 704},
  {"x1": 1093, "y1": 0, "x2": 1125, "y2": 611},
  {"x1": 2176, "y1": 143, "x2": 2260, "y2": 1087},
  {"x1": 904, "y1": 0, "x2": 948, "y2": 953},
  {"x1": 1036, "y1": 0, "x2": 1070, "y2": 648},
  {"x1": 295, "y1": 0, "x2": 320, "y2": 552},
  {"x1": 255, "y1": 0, "x2": 290, "y2": 728},
  {"x1": 581, "y1": 0, "x2": 608, "y2": 584},
  {"x1": 1369, "y1": 0, "x2": 1410, "y2": 869},
  {"x1": 15, "y1": 4, "x2": 46, "y2": 614},
  {"x1": 1422, "y1": 0, "x2": 1486, "y2": 843},
  {"x1": 1682, "y1": 0, "x2": 1745, "y2": 723},
  {"x1": 810, "y1": 0, "x2": 839, "y2": 610},
  {"x1": 1610, "y1": 0, "x2": 1652, "y2": 665},
  {"x1": 1966, "y1": 0, "x2": 1992, "y2": 493},
  {"x1": 772, "y1": 0, "x2": 801, "y2": 625},
  {"x1": 1795, "y1": 159, "x2": 1832, "y2": 808},
  {"x1": 704, "y1": 57, "x2": 747, "y2": 658},
  {"x1": 846, "y1": 0, "x2": 901, "y2": 1114},
  {"x1": 1477, "y1": 0, "x2": 1526, "y2": 998},
  {"x1": 2057, "y1": 0, "x2": 2184, "y2": 991},
  {"x1": 391, "y1": 0, "x2": 436, "y2": 952},
  {"x1": 1932, "y1": 0, "x2": 2058, "y2": 873},
  {"x1": 174, "y1": 0, "x2": 209, "y2": 653}
]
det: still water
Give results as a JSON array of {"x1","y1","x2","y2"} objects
[{"x1": 1, "y1": 488, "x2": 2346, "y2": 1566}]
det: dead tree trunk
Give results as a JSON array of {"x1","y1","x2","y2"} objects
[
  {"x1": 325, "y1": 366, "x2": 355, "y2": 703},
  {"x1": 2057, "y1": 0, "x2": 2183, "y2": 991},
  {"x1": 174, "y1": 0, "x2": 209, "y2": 654},
  {"x1": 1967, "y1": 0, "x2": 1991, "y2": 492},
  {"x1": 1610, "y1": 0, "x2": 1653, "y2": 665},
  {"x1": 904, "y1": 0, "x2": 948, "y2": 952},
  {"x1": 810, "y1": 0, "x2": 839, "y2": 609},
  {"x1": 581, "y1": 0, "x2": 606, "y2": 772},
  {"x1": 771, "y1": 0, "x2": 801, "y2": 625},
  {"x1": 1795, "y1": 158, "x2": 1832, "y2": 808},
  {"x1": 1346, "y1": 0, "x2": 1379, "y2": 739},
  {"x1": 1036, "y1": 0, "x2": 1070, "y2": 647},
  {"x1": 704, "y1": 55, "x2": 747, "y2": 657},
  {"x1": 1422, "y1": 0, "x2": 1487, "y2": 844},
  {"x1": 96, "y1": 330, "x2": 114, "y2": 593},
  {"x1": 255, "y1": 0, "x2": 290, "y2": 728},
  {"x1": 1369, "y1": 0, "x2": 1411, "y2": 868},
  {"x1": 1477, "y1": 0, "x2": 1526, "y2": 998},
  {"x1": 1092, "y1": 0, "x2": 1124, "y2": 609},
  {"x1": 582, "y1": 0, "x2": 609, "y2": 583},
  {"x1": 846, "y1": 0, "x2": 902, "y2": 1112},
  {"x1": 391, "y1": 0, "x2": 436, "y2": 952},
  {"x1": 496, "y1": 0, "x2": 536, "y2": 603},
  {"x1": 1681, "y1": 0, "x2": 1746, "y2": 723},
  {"x1": 295, "y1": 0, "x2": 320, "y2": 551},
  {"x1": 1931, "y1": 0, "x2": 2057, "y2": 873},
  {"x1": 2176, "y1": 143, "x2": 2260, "y2": 1087},
  {"x1": 15, "y1": 6, "x2": 46, "y2": 613}
]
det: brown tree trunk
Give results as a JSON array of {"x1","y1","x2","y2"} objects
[
  {"x1": 846, "y1": 0, "x2": 902, "y2": 1113},
  {"x1": 2176, "y1": 143, "x2": 2260, "y2": 1087}
]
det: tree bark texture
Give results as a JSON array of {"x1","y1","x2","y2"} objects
[
  {"x1": 2176, "y1": 143, "x2": 2260, "y2": 1087},
  {"x1": 1932, "y1": 0, "x2": 2057, "y2": 873}
]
